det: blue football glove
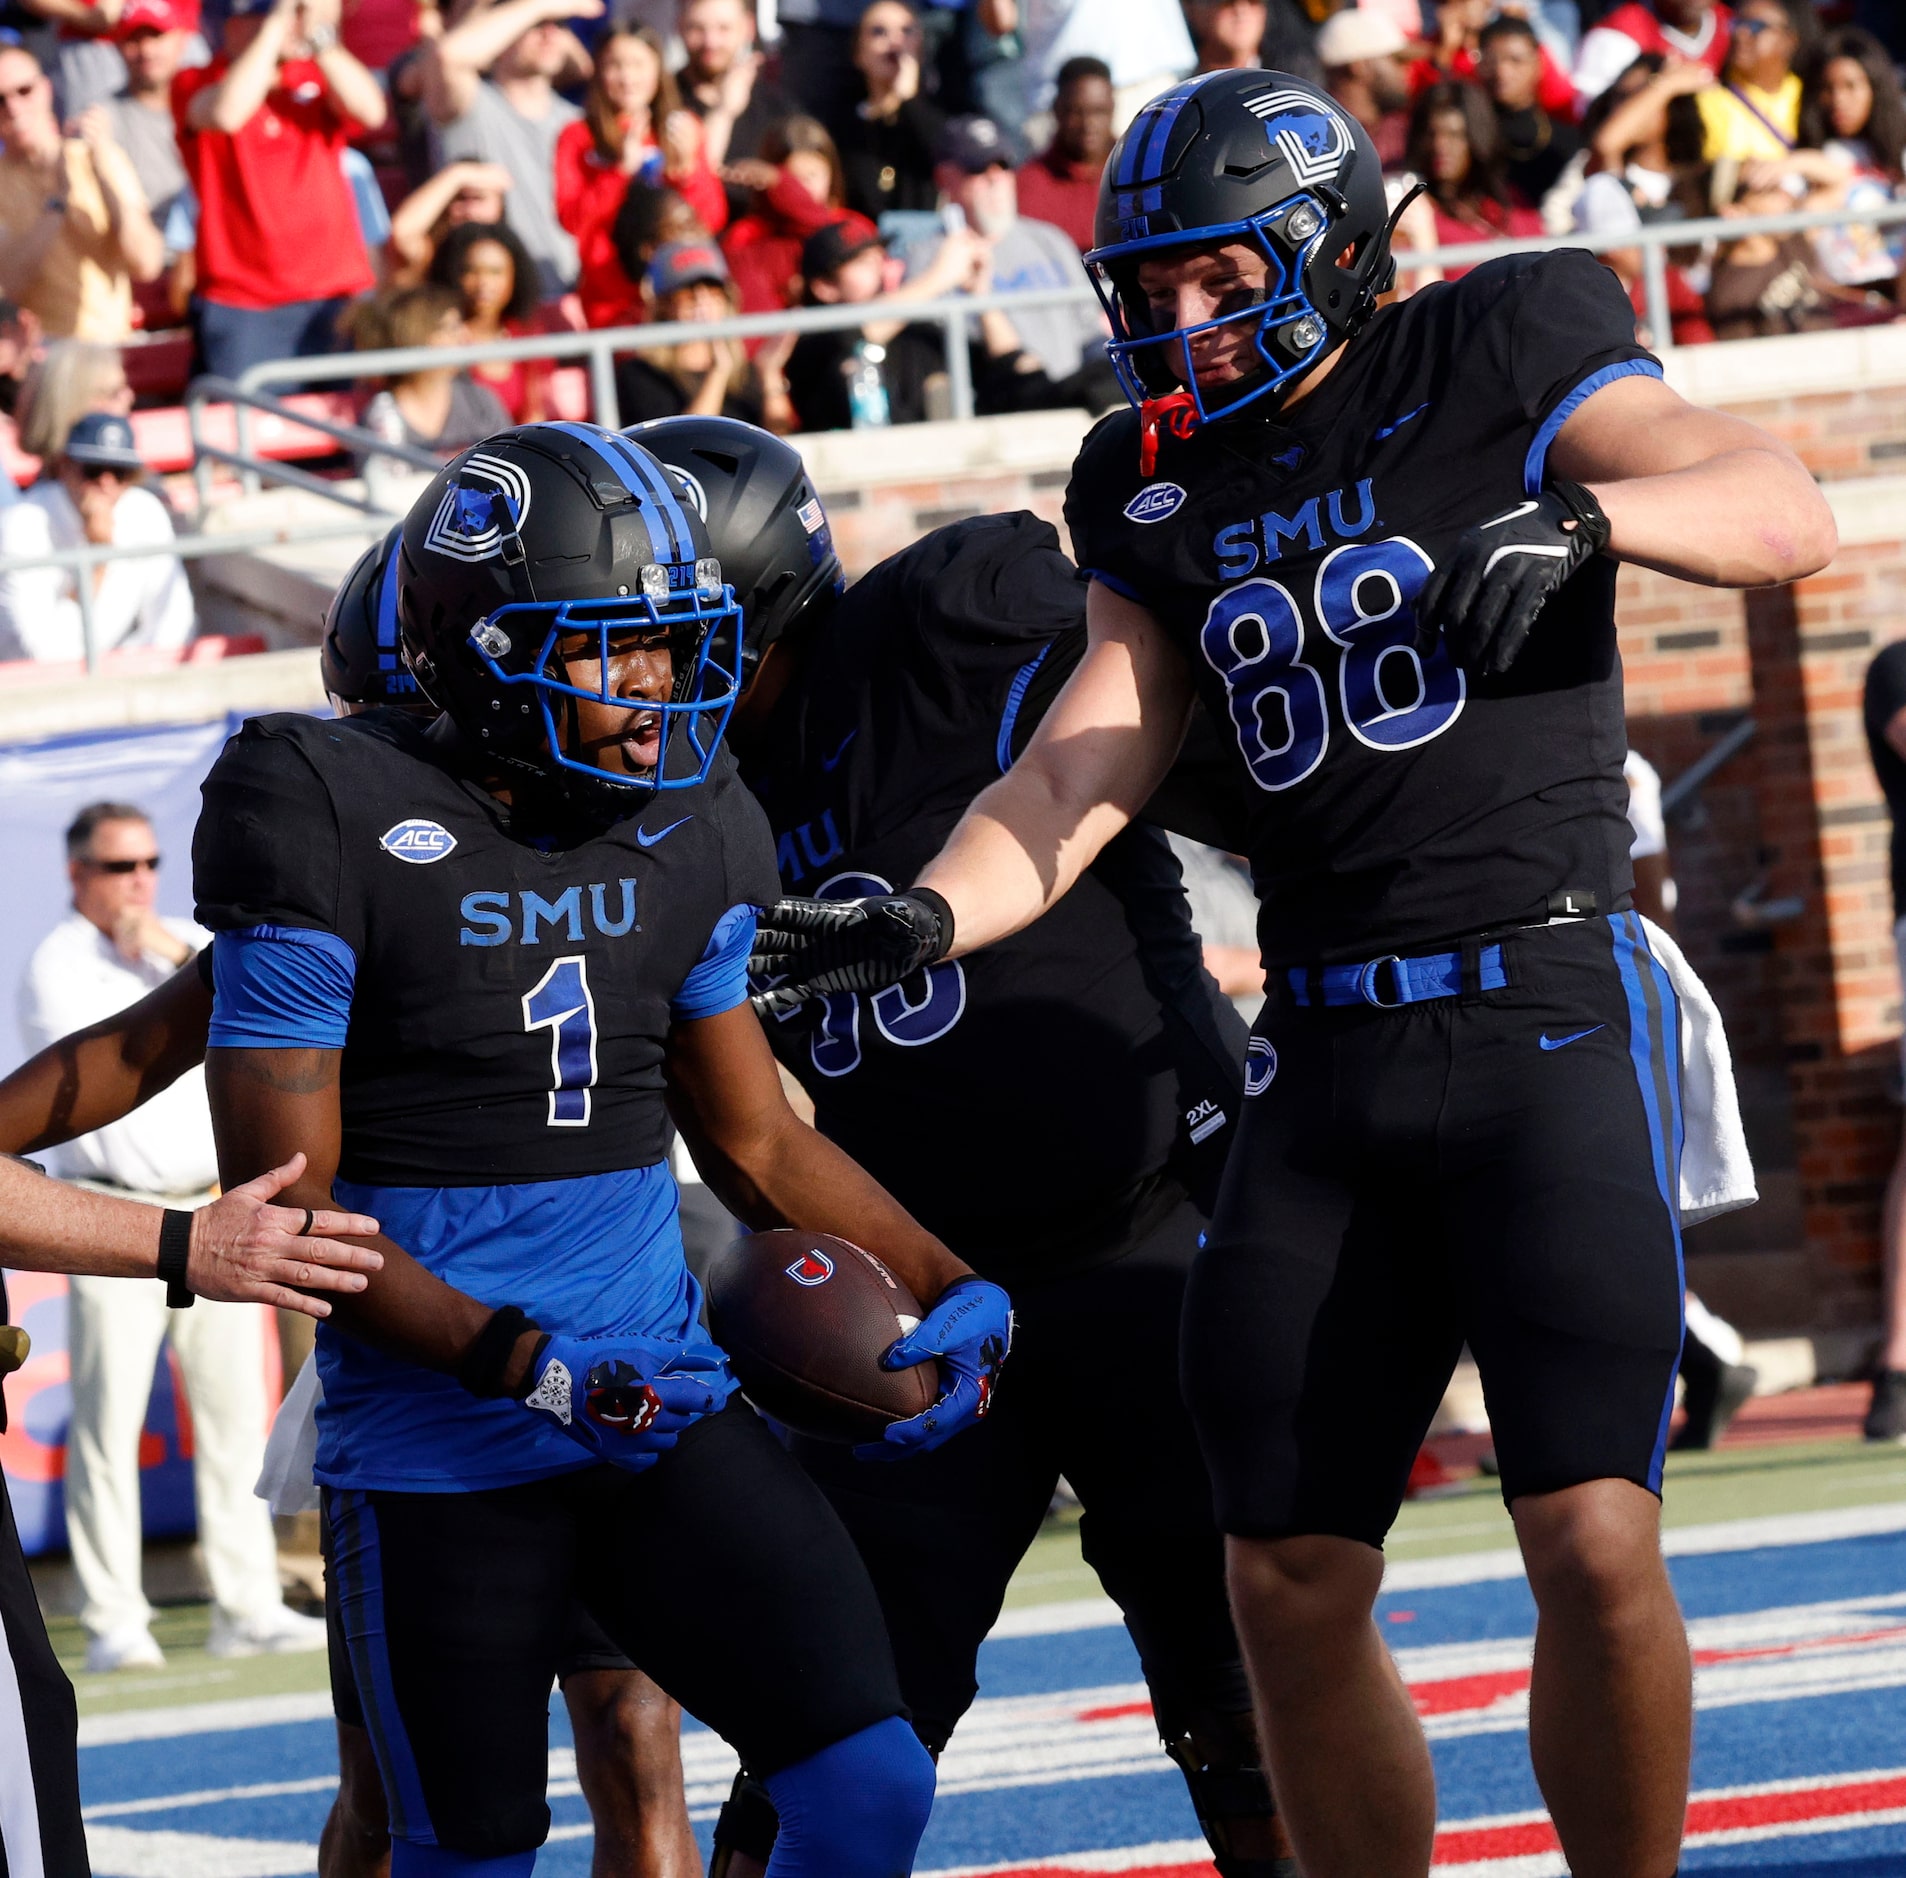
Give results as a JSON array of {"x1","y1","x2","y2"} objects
[
  {"x1": 519, "y1": 1332, "x2": 736, "y2": 1474},
  {"x1": 855, "y1": 1278, "x2": 1013, "y2": 1462}
]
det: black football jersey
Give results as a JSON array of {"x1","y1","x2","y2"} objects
[
  {"x1": 1066, "y1": 249, "x2": 1656, "y2": 968},
  {"x1": 743, "y1": 511, "x2": 1247, "y2": 1276},
  {"x1": 193, "y1": 711, "x2": 780, "y2": 1187}
]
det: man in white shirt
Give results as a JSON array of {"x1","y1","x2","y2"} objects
[
  {"x1": 0, "y1": 411, "x2": 192, "y2": 665},
  {"x1": 18, "y1": 801, "x2": 325, "y2": 1671}
]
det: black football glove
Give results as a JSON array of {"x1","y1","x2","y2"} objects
[
  {"x1": 1413, "y1": 479, "x2": 1611, "y2": 678},
  {"x1": 749, "y1": 890, "x2": 955, "y2": 1020}
]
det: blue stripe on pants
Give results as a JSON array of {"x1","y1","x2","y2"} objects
[
  {"x1": 326, "y1": 1488, "x2": 436, "y2": 1846},
  {"x1": 1608, "y1": 912, "x2": 1687, "y2": 1491}
]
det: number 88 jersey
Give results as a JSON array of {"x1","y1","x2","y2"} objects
[{"x1": 1066, "y1": 250, "x2": 1658, "y2": 969}]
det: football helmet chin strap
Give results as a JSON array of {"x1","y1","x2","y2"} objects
[{"x1": 1161, "y1": 1707, "x2": 1297, "y2": 1878}]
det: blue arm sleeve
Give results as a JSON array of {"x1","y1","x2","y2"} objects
[
  {"x1": 209, "y1": 926, "x2": 359, "y2": 1050},
  {"x1": 671, "y1": 904, "x2": 757, "y2": 1023}
]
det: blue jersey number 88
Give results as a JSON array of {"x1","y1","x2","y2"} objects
[{"x1": 1199, "y1": 536, "x2": 1465, "y2": 791}]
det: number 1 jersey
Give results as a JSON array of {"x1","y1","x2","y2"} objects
[{"x1": 1065, "y1": 250, "x2": 1658, "y2": 968}]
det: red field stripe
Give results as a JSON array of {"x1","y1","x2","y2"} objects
[
  {"x1": 1073, "y1": 1700, "x2": 1156, "y2": 1723},
  {"x1": 1434, "y1": 1818, "x2": 1562, "y2": 1863},
  {"x1": 1410, "y1": 1668, "x2": 1530, "y2": 1717},
  {"x1": 1685, "y1": 1773, "x2": 1906, "y2": 1833},
  {"x1": 1691, "y1": 1624, "x2": 1906, "y2": 1667}
]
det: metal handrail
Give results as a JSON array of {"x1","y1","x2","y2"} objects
[
  {"x1": 225, "y1": 196, "x2": 1906, "y2": 430},
  {"x1": 0, "y1": 515, "x2": 390, "y2": 675}
]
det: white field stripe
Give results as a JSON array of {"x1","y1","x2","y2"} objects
[
  {"x1": 85, "y1": 1824, "x2": 318, "y2": 1876},
  {"x1": 920, "y1": 1843, "x2": 1210, "y2": 1876},
  {"x1": 78, "y1": 1691, "x2": 332, "y2": 1747},
  {"x1": 1385, "y1": 1501, "x2": 1906, "y2": 1593},
  {"x1": 84, "y1": 1777, "x2": 339, "y2": 1820}
]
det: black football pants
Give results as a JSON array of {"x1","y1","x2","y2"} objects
[
  {"x1": 0, "y1": 1469, "x2": 88, "y2": 1878},
  {"x1": 791, "y1": 1193, "x2": 1251, "y2": 1751}
]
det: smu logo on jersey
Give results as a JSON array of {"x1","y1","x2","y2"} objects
[
  {"x1": 1124, "y1": 482, "x2": 1187, "y2": 524},
  {"x1": 785, "y1": 1247, "x2": 835, "y2": 1286},
  {"x1": 459, "y1": 881, "x2": 639, "y2": 946},
  {"x1": 380, "y1": 819, "x2": 458, "y2": 864},
  {"x1": 1213, "y1": 479, "x2": 1377, "y2": 577},
  {"x1": 1245, "y1": 1036, "x2": 1278, "y2": 1096}
]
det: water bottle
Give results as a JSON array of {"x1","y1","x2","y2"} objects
[{"x1": 848, "y1": 341, "x2": 891, "y2": 429}]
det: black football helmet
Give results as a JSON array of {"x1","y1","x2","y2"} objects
[
  {"x1": 1085, "y1": 69, "x2": 1396, "y2": 438},
  {"x1": 396, "y1": 422, "x2": 742, "y2": 797},
  {"x1": 624, "y1": 415, "x2": 844, "y2": 684},
  {"x1": 320, "y1": 525, "x2": 434, "y2": 717}
]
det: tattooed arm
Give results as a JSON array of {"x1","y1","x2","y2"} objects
[{"x1": 206, "y1": 1047, "x2": 544, "y2": 1388}]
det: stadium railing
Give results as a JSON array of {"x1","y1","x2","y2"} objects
[{"x1": 2, "y1": 197, "x2": 1903, "y2": 677}]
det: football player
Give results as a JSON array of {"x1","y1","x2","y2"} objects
[
  {"x1": 752, "y1": 69, "x2": 1838, "y2": 1878},
  {"x1": 0, "y1": 532, "x2": 707, "y2": 1878},
  {"x1": 190, "y1": 423, "x2": 1010, "y2": 1878},
  {"x1": 634, "y1": 417, "x2": 1286, "y2": 1875}
]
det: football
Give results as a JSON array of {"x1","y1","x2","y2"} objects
[{"x1": 702, "y1": 1230, "x2": 938, "y2": 1442}]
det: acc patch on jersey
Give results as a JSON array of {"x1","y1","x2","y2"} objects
[
  {"x1": 1124, "y1": 482, "x2": 1187, "y2": 524},
  {"x1": 1244, "y1": 89, "x2": 1349, "y2": 187},
  {"x1": 1244, "y1": 1035, "x2": 1278, "y2": 1096},
  {"x1": 423, "y1": 451, "x2": 532, "y2": 563},
  {"x1": 379, "y1": 819, "x2": 459, "y2": 864}
]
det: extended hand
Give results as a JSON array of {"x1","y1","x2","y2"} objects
[
  {"x1": 855, "y1": 1277, "x2": 1012, "y2": 1461},
  {"x1": 1413, "y1": 480, "x2": 1611, "y2": 677},
  {"x1": 188, "y1": 1153, "x2": 383, "y2": 1318},
  {"x1": 519, "y1": 1332, "x2": 735, "y2": 1472},
  {"x1": 749, "y1": 891, "x2": 953, "y2": 1018}
]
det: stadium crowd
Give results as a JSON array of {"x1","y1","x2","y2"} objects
[{"x1": 0, "y1": 0, "x2": 1898, "y2": 466}]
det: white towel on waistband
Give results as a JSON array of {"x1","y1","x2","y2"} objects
[
  {"x1": 1641, "y1": 915, "x2": 1758, "y2": 1225},
  {"x1": 255, "y1": 1352, "x2": 322, "y2": 1517}
]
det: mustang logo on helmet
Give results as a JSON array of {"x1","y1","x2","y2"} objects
[
  {"x1": 423, "y1": 452, "x2": 533, "y2": 563},
  {"x1": 1244, "y1": 90, "x2": 1351, "y2": 188}
]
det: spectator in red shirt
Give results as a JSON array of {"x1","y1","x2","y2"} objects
[
  {"x1": 1574, "y1": 0, "x2": 1732, "y2": 116},
  {"x1": 428, "y1": 217, "x2": 557, "y2": 422},
  {"x1": 173, "y1": 0, "x2": 386, "y2": 381},
  {"x1": 1014, "y1": 55, "x2": 1114, "y2": 255},
  {"x1": 1408, "y1": 0, "x2": 1577, "y2": 119},
  {"x1": 553, "y1": 24, "x2": 726, "y2": 329},
  {"x1": 720, "y1": 115, "x2": 843, "y2": 315}
]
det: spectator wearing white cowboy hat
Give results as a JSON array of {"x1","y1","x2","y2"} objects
[{"x1": 0, "y1": 411, "x2": 192, "y2": 665}]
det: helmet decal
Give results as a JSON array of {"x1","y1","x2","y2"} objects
[
  {"x1": 1245, "y1": 90, "x2": 1351, "y2": 187},
  {"x1": 667, "y1": 465, "x2": 709, "y2": 520},
  {"x1": 423, "y1": 452, "x2": 532, "y2": 562}
]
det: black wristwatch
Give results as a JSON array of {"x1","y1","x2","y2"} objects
[{"x1": 157, "y1": 1209, "x2": 195, "y2": 1309}]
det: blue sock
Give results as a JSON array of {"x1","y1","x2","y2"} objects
[
  {"x1": 390, "y1": 1844, "x2": 536, "y2": 1877},
  {"x1": 762, "y1": 1715, "x2": 937, "y2": 1877}
]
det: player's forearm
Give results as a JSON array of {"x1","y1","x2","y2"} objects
[
  {"x1": 917, "y1": 762, "x2": 1137, "y2": 958},
  {"x1": 1587, "y1": 449, "x2": 1837, "y2": 588}
]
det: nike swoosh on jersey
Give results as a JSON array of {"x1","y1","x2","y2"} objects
[
  {"x1": 1539, "y1": 1025, "x2": 1603, "y2": 1051},
  {"x1": 634, "y1": 815, "x2": 694, "y2": 848},
  {"x1": 1374, "y1": 402, "x2": 1431, "y2": 441},
  {"x1": 821, "y1": 730, "x2": 858, "y2": 772}
]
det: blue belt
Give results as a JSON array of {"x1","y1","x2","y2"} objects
[{"x1": 1287, "y1": 944, "x2": 1508, "y2": 1010}]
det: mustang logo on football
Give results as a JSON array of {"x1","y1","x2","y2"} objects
[
  {"x1": 379, "y1": 819, "x2": 459, "y2": 864},
  {"x1": 785, "y1": 1248, "x2": 836, "y2": 1286}
]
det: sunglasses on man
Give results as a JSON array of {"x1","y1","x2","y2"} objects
[{"x1": 83, "y1": 855, "x2": 161, "y2": 874}]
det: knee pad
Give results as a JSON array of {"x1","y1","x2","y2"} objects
[
  {"x1": 710, "y1": 1770, "x2": 780, "y2": 1876},
  {"x1": 761, "y1": 1715, "x2": 936, "y2": 1878},
  {"x1": 389, "y1": 1845, "x2": 535, "y2": 1878},
  {"x1": 1160, "y1": 1709, "x2": 1293, "y2": 1878}
]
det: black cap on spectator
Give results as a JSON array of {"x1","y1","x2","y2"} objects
[
  {"x1": 63, "y1": 413, "x2": 144, "y2": 472},
  {"x1": 801, "y1": 212, "x2": 884, "y2": 283},
  {"x1": 935, "y1": 115, "x2": 1012, "y2": 174}
]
